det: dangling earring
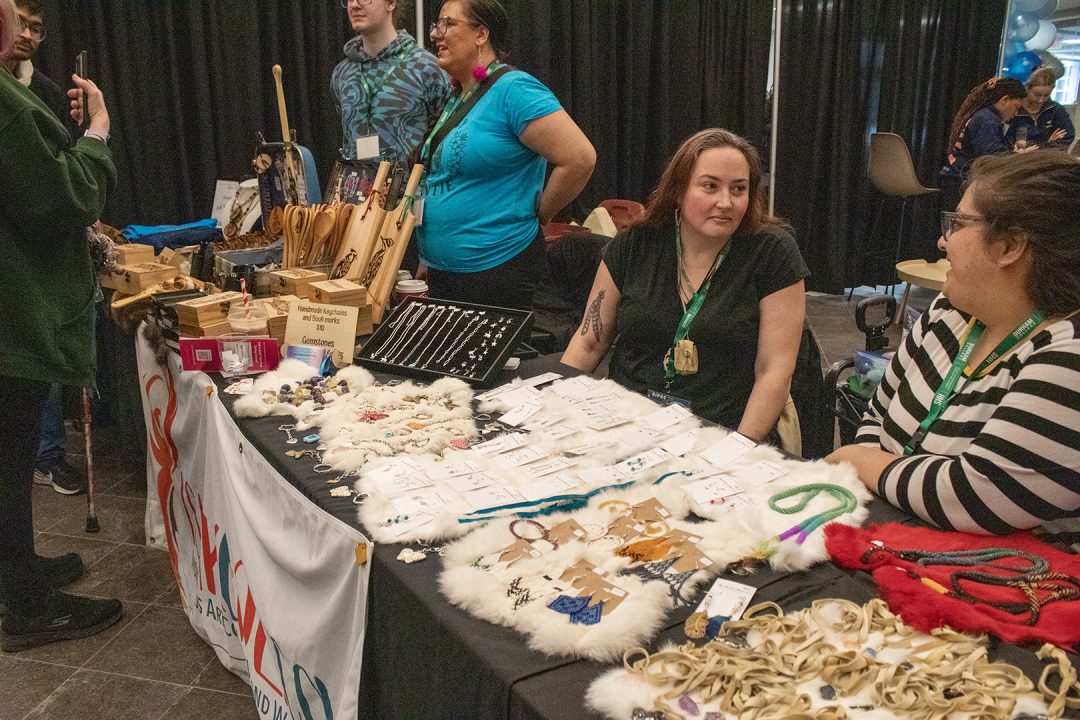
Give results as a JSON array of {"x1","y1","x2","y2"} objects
[
  {"x1": 472, "y1": 46, "x2": 488, "y2": 81},
  {"x1": 674, "y1": 206, "x2": 681, "y2": 229}
]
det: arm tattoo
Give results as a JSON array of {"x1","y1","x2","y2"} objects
[{"x1": 581, "y1": 290, "x2": 605, "y2": 342}]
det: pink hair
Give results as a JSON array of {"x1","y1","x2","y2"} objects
[{"x1": 0, "y1": 0, "x2": 18, "y2": 60}]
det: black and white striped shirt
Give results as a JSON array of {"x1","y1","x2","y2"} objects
[{"x1": 856, "y1": 295, "x2": 1080, "y2": 536}]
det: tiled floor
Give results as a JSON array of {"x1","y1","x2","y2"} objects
[
  {"x1": 0, "y1": 286, "x2": 939, "y2": 719},
  {"x1": 1, "y1": 432, "x2": 259, "y2": 720}
]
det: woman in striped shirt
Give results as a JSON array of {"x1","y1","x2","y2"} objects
[{"x1": 827, "y1": 152, "x2": 1080, "y2": 536}]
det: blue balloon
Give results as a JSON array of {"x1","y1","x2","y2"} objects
[
  {"x1": 1005, "y1": 50, "x2": 1042, "y2": 83},
  {"x1": 1008, "y1": 12, "x2": 1040, "y2": 43}
]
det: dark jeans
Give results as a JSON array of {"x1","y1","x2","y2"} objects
[
  {"x1": 426, "y1": 231, "x2": 544, "y2": 311},
  {"x1": 36, "y1": 384, "x2": 65, "y2": 471},
  {"x1": 0, "y1": 376, "x2": 50, "y2": 614}
]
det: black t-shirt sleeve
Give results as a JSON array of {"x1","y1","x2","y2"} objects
[
  {"x1": 752, "y1": 228, "x2": 810, "y2": 300},
  {"x1": 601, "y1": 228, "x2": 636, "y2": 292}
]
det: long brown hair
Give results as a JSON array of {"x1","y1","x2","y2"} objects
[
  {"x1": 967, "y1": 153, "x2": 1080, "y2": 316},
  {"x1": 947, "y1": 77, "x2": 1025, "y2": 151},
  {"x1": 637, "y1": 128, "x2": 787, "y2": 236}
]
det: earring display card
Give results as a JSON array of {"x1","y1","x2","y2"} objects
[{"x1": 354, "y1": 297, "x2": 533, "y2": 387}]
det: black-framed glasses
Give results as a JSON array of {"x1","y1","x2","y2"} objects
[
  {"x1": 340, "y1": 0, "x2": 375, "y2": 9},
  {"x1": 18, "y1": 15, "x2": 45, "y2": 40},
  {"x1": 940, "y1": 211, "x2": 986, "y2": 239},
  {"x1": 429, "y1": 16, "x2": 480, "y2": 36}
]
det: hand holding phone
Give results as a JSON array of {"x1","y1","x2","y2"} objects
[{"x1": 74, "y1": 51, "x2": 88, "y2": 128}]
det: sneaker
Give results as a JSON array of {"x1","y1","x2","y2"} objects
[
  {"x1": 0, "y1": 555, "x2": 84, "y2": 617},
  {"x1": 32, "y1": 462, "x2": 83, "y2": 496},
  {"x1": 1, "y1": 592, "x2": 122, "y2": 652}
]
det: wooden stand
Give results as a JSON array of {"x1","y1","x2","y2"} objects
[
  {"x1": 365, "y1": 164, "x2": 423, "y2": 324},
  {"x1": 330, "y1": 162, "x2": 391, "y2": 282}
]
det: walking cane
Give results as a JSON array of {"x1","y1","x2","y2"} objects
[{"x1": 82, "y1": 388, "x2": 99, "y2": 533}]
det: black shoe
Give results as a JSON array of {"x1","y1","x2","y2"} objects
[
  {"x1": 33, "y1": 462, "x2": 84, "y2": 496},
  {"x1": 1, "y1": 592, "x2": 122, "y2": 652},
  {"x1": 40, "y1": 553, "x2": 86, "y2": 589},
  {"x1": 0, "y1": 554, "x2": 85, "y2": 617}
]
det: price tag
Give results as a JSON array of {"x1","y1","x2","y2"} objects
[
  {"x1": 700, "y1": 433, "x2": 757, "y2": 468},
  {"x1": 473, "y1": 433, "x2": 528, "y2": 456},
  {"x1": 643, "y1": 404, "x2": 695, "y2": 430}
]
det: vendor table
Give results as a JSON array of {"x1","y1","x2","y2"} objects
[{"x1": 136, "y1": 335, "x2": 1073, "y2": 720}]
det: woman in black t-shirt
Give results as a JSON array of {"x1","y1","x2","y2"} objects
[{"x1": 561, "y1": 129, "x2": 808, "y2": 440}]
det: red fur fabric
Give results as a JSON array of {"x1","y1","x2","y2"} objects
[{"x1": 826, "y1": 523, "x2": 1080, "y2": 649}]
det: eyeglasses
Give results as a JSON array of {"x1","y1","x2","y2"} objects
[
  {"x1": 340, "y1": 0, "x2": 375, "y2": 8},
  {"x1": 429, "y1": 16, "x2": 480, "y2": 36},
  {"x1": 940, "y1": 211, "x2": 986, "y2": 239},
  {"x1": 18, "y1": 15, "x2": 45, "y2": 40}
]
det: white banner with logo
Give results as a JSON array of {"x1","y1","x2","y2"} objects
[{"x1": 138, "y1": 336, "x2": 371, "y2": 720}]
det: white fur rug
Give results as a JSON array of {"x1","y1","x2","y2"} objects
[
  {"x1": 233, "y1": 360, "x2": 476, "y2": 473},
  {"x1": 438, "y1": 457, "x2": 868, "y2": 661}
]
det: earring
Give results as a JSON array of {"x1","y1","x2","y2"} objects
[
  {"x1": 674, "y1": 206, "x2": 681, "y2": 228},
  {"x1": 472, "y1": 46, "x2": 488, "y2": 81}
]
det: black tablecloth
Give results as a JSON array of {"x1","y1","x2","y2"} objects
[{"x1": 213, "y1": 356, "x2": 1072, "y2": 720}]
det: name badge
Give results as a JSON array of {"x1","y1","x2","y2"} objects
[
  {"x1": 647, "y1": 388, "x2": 691, "y2": 408},
  {"x1": 355, "y1": 134, "x2": 381, "y2": 160},
  {"x1": 412, "y1": 197, "x2": 425, "y2": 227}
]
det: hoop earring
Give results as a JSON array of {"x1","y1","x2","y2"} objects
[{"x1": 472, "y1": 46, "x2": 488, "y2": 81}]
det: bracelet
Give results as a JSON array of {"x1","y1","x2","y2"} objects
[{"x1": 84, "y1": 129, "x2": 110, "y2": 145}]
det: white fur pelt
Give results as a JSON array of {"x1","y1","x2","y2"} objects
[
  {"x1": 437, "y1": 459, "x2": 869, "y2": 662},
  {"x1": 232, "y1": 361, "x2": 375, "y2": 419},
  {"x1": 317, "y1": 377, "x2": 476, "y2": 473},
  {"x1": 353, "y1": 377, "x2": 708, "y2": 543}
]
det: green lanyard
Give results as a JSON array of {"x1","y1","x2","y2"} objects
[
  {"x1": 903, "y1": 310, "x2": 1044, "y2": 455},
  {"x1": 358, "y1": 51, "x2": 408, "y2": 134},
  {"x1": 663, "y1": 225, "x2": 733, "y2": 383},
  {"x1": 419, "y1": 62, "x2": 503, "y2": 164}
]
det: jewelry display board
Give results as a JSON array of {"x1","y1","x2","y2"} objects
[{"x1": 355, "y1": 297, "x2": 533, "y2": 387}]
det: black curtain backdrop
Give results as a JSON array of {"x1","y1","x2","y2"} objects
[
  {"x1": 775, "y1": 0, "x2": 1006, "y2": 293},
  {"x1": 35, "y1": 1, "x2": 772, "y2": 228}
]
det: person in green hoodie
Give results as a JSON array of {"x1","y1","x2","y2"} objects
[{"x1": 0, "y1": 0, "x2": 123, "y2": 651}]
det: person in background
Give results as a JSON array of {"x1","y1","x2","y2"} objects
[
  {"x1": 417, "y1": 0, "x2": 595, "y2": 309},
  {"x1": 1, "y1": 0, "x2": 82, "y2": 495},
  {"x1": 0, "y1": 0, "x2": 123, "y2": 650},
  {"x1": 827, "y1": 153, "x2": 1080, "y2": 539},
  {"x1": 1007, "y1": 67, "x2": 1075, "y2": 151},
  {"x1": 561, "y1": 129, "x2": 808, "y2": 444},
  {"x1": 0, "y1": 0, "x2": 70, "y2": 133},
  {"x1": 332, "y1": 0, "x2": 450, "y2": 170},
  {"x1": 938, "y1": 77, "x2": 1027, "y2": 212}
]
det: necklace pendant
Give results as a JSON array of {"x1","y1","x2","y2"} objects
[{"x1": 673, "y1": 339, "x2": 698, "y2": 374}]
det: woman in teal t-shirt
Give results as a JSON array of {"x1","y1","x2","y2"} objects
[{"x1": 418, "y1": 0, "x2": 595, "y2": 309}]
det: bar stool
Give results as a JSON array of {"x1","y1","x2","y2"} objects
[{"x1": 894, "y1": 258, "x2": 950, "y2": 324}]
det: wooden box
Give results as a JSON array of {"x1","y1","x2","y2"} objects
[
  {"x1": 355, "y1": 303, "x2": 373, "y2": 337},
  {"x1": 257, "y1": 295, "x2": 299, "y2": 342},
  {"x1": 270, "y1": 269, "x2": 327, "y2": 299},
  {"x1": 309, "y1": 279, "x2": 367, "y2": 306},
  {"x1": 101, "y1": 262, "x2": 179, "y2": 295},
  {"x1": 173, "y1": 291, "x2": 244, "y2": 327},
  {"x1": 158, "y1": 245, "x2": 196, "y2": 269},
  {"x1": 114, "y1": 243, "x2": 156, "y2": 265},
  {"x1": 178, "y1": 320, "x2": 234, "y2": 338}
]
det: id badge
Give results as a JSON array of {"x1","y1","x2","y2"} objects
[
  {"x1": 412, "y1": 196, "x2": 425, "y2": 227},
  {"x1": 648, "y1": 388, "x2": 691, "y2": 408},
  {"x1": 355, "y1": 134, "x2": 381, "y2": 160}
]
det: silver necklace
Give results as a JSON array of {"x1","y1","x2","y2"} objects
[
  {"x1": 422, "y1": 308, "x2": 472, "y2": 369},
  {"x1": 377, "y1": 303, "x2": 425, "y2": 362}
]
